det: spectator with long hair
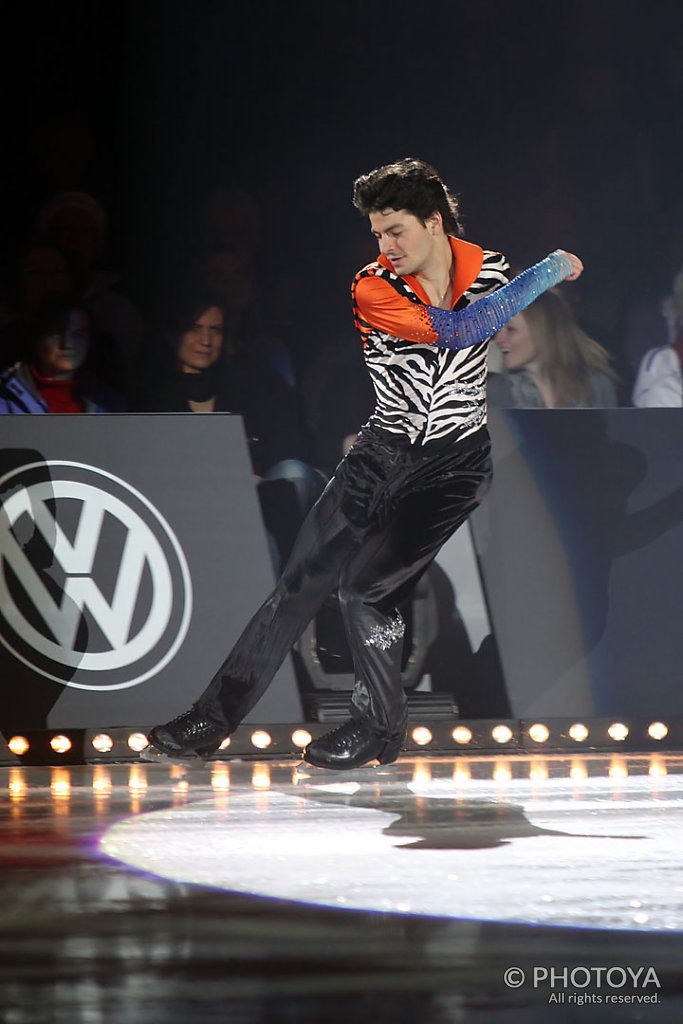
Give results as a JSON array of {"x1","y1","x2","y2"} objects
[
  {"x1": 488, "y1": 287, "x2": 618, "y2": 408},
  {"x1": 131, "y1": 287, "x2": 326, "y2": 570}
]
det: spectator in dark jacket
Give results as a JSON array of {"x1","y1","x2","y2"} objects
[{"x1": 132, "y1": 289, "x2": 326, "y2": 570}]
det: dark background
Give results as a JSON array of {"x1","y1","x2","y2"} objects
[{"x1": 2, "y1": 0, "x2": 683, "y2": 381}]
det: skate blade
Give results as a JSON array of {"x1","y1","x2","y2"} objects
[
  {"x1": 298, "y1": 756, "x2": 383, "y2": 772},
  {"x1": 139, "y1": 744, "x2": 202, "y2": 766}
]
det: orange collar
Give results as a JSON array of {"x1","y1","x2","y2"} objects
[{"x1": 378, "y1": 236, "x2": 484, "y2": 308}]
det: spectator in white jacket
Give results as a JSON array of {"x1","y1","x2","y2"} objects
[{"x1": 633, "y1": 266, "x2": 683, "y2": 407}]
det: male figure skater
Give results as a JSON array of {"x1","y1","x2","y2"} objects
[{"x1": 144, "y1": 157, "x2": 582, "y2": 770}]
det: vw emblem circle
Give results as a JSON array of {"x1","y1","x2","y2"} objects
[{"x1": 0, "y1": 461, "x2": 192, "y2": 690}]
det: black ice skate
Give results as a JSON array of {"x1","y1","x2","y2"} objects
[{"x1": 303, "y1": 716, "x2": 406, "y2": 770}]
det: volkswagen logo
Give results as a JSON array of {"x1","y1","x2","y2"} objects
[{"x1": 0, "y1": 461, "x2": 192, "y2": 691}]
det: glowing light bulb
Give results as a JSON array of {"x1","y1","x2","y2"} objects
[
  {"x1": 50, "y1": 735, "x2": 71, "y2": 754},
  {"x1": 451, "y1": 726, "x2": 472, "y2": 744},
  {"x1": 411, "y1": 727, "x2": 432, "y2": 746},
  {"x1": 528, "y1": 723, "x2": 549, "y2": 743},
  {"x1": 91, "y1": 734, "x2": 114, "y2": 753},
  {"x1": 127, "y1": 733, "x2": 149, "y2": 752},
  {"x1": 251, "y1": 730, "x2": 272, "y2": 749}
]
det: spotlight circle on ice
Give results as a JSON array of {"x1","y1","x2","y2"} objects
[{"x1": 101, "y1": 765, "x2": 683, "y2": 933}]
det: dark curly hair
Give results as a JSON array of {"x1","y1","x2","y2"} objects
[{"x1": 352, "y1": 157, "x2": 464, "y2": 237}]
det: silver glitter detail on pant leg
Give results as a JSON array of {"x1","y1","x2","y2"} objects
[{"x1": 364, "y1": 610, "x2": 406, "y2": 651}]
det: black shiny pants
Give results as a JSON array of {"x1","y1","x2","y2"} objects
[{"x1": 197, "y1": 426, "x2": 492, "y2": 738}]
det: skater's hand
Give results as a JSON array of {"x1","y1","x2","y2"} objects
[{"x1": 557, "y1": 250, "x2": 583, "y2": 281}]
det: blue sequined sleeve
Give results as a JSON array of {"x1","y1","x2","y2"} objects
[{"x1": 426, "y1": 251, "x2": 574, "y2": 351}]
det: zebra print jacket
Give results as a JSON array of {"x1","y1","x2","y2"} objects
[{"x1": 352, "y1": 237, "x2": 509, "y2": 447}]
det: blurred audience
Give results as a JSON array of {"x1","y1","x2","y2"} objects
[
  {"x1": 192, "y1": 186, "x2": 261, "y2": 259},
  {"x1": 632, "y1": 265, "x2": 683, "y2": 407},
  {"x1": 302, "y1": 332, "x2": 375, "y2": 476},
  {"x1": 0, "y1": 240, "x2": 75, "y2": 372},
  {"x1": 131, "y1": 287, "x2": 326, "y2": 571},
  {"x1": 624, "y1": 199, "x2": 683, "y2": 379},
  {"x1": 488, "y1": 288, "x2": 619, "y2": 409},
  {"x1": 535, "y1": 58, "x2": 656, "y2": 359},
  {"x1": 0, "y1": 294, "x2": 125, "y2": 414},
  {"x1": 179, "y1": 185, "x2": 298, "y2": 387},
  {"x1": 36, "y1": 190, "x2": 143, "y2": 387},
  {"x1": 197, "y1": 245, "x2": 297, "y2": 388}
]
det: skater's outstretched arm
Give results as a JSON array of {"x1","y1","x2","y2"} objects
[
  {"x1": 354, "y1": 250, "x2": 583, "y2": 350},
  {"x1": 426, "y1": 250, "x2": 582, "y2": 351}
]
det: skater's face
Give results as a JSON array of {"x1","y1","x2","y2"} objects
[
  {"x1": 495, "y1": 313, "x2": 538, "y2": 372},
  {"x1": 178, "y1": 305, "x2": 224, "y2": 373},
  {"x1": 369, "y1": 208, "x2": 440, "y2": 277}
]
